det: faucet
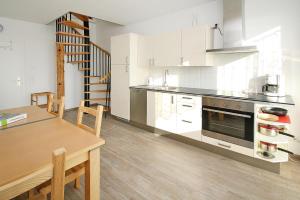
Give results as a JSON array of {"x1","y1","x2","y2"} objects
[{"x1": 163, "y1": 69, "x2": 169, "y2": 87}]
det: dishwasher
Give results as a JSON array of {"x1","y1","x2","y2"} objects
[{"x1": 130, "y1": 88, "x2": 147, "y2": 126}]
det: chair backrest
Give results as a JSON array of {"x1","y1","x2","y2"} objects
[
  {"x1": 51, "y1": 148, "x2": 66, "y2": 200},
  {"x1": 47, "y1": 94, "x2": 65, "y2": 119},
  {"x1": 77, "y1": 100, "x2": 103, "y2": 138}
]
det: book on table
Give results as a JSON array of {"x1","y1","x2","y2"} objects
[{"x1": 0, "y1": 113, "x2": 27, "y2": 126}]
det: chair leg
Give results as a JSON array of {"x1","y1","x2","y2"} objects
[
  {"x1": 74, "y1": 177, "x2": 81, "y2": 189},
  {"x1": 28, "y1": 189, "x2": 35, "y2": 200}
]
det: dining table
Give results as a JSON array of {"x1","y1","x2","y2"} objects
[{"x1": 0, "y1": 106, "x2": 105, "y2": 200}]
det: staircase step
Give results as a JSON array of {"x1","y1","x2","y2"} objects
[
  {"x1": 65, "y1": 52, "x2": 90, "y2": 56},
  {"x1": 71, "y1": 12, "x2": 91, "y2": 22},
  {"x1": 79, "y1": 68, "x2": 90, "y2": 71},
  {"x1": 83, "y1": 75, "x2": 100, "y2": 78},
  {"x1": 90, "y1": 105, "x2": 110, "y2": 112},
  {"x1": 83, "y1": 90, "x2": 108, "y2": 93},
  {"x1": 84, "y1": 83, "x2": 108, "y2": 85},
  {"x1": 85, "y1": 98, "x2": 111, "y2": 102},
  {"x1": 56, "y1": 32, "x2": 89, "y2": 38},
  {"x1": 69, "y1": 60, "x2": 95, "y2": 64},
  {"x1": 58, "y1": 21, "x2": 89, "y2": 30},
  {"x1": 57, "y1": 42, "x2": 89, "y2": 46}
]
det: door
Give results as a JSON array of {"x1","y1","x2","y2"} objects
[
  {"x1": 155, "y1": 92, "x2": 177, "y2": 133},
  {"x1": 111, "y1": 34, "x2": 130, "y2": 65},
  {"x1": 181, "y1": 26, "x2": 206, "y2": 66},
  {"x1": 111, "y1": 64, "x2": 130, "y2": 120}
]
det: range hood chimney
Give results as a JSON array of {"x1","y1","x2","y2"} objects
[{"x1": 206, "y1": 0, "x2": 258, "y2": 54}]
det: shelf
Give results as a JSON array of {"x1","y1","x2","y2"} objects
[
  {"x1": 255, "y1": 132, "x2": 289, "y2": 144},
  {"x1": 257, "y1": 118, "x2": 290, "y2": 127},
  {"x1": 255, "y1": 150, "x2": 288, "y2": 163}
]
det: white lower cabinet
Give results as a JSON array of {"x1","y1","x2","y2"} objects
[
  {"x1": 147, "y1": 91, "x2": 202, "y2": 139},
  {"x1": 202, "y1": 135, "x2": 254, "y2": 157},
  {"x1": 176, "y1": 95, "x2": 202, "y2": 141},
  {"x1": 147, "y1": 91, "x2": 177, "y2": 133}
]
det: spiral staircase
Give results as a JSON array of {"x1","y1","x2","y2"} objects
[{"x1": 55, "y1": 12, "x2": 111, "y2": 112}]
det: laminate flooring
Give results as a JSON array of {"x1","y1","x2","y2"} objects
[{"x1": 13, "y1": 109, "x2": 300, "y2": 200}]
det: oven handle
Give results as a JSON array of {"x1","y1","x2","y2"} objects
[{"x1": 203, "y1": 108, "x2": 252, "y2": 119}]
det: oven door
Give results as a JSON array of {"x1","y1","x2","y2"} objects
[{"x1": 202, "y1": 106, "x2": 254, "y2": 148}]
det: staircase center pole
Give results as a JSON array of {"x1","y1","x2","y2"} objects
[{"x1": 83, "y1": 20, "x2": 90, "y2": 107}]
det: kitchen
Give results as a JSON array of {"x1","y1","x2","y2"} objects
[{"x1": 110, "y1": 0, "x2": 299, "y2": 173}]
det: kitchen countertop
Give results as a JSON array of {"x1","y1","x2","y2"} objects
[{"x1": 130, "y1": 85, "x2": 295, "y2": 105}]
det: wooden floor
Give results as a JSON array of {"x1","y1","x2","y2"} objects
[{"x1": 13, "y1": 109, "x2": 300, "y2": 200}]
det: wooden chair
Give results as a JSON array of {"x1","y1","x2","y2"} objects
[
  {"x1": 31, "y1": 92, "x2": 53, "y2": 108},
  {"x1": 47, "y1": 94, "x2": 65, "y2": 119},
  {"x1": 35, "y1": 100, "x2": 104, "y2": 196},
  {"x1": 29, "y1": 148, "x2": 66, "y2": 200},
  {"x1": 77, "y1": 100, "x2": 104, "y2": 138}
]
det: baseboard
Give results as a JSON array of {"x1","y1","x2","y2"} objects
[{"x1": 164, "y1": 134, "x2": 280, "y2": 174}]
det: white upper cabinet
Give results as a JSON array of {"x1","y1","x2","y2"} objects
[
  {"x1": 181, "y1": 26, "x2": 207, "y2": 66},
  {"x1": 111, "y1": 33, "x2": 137, "y2": 65},
  {"x1": 152, "y1": 31, "x2": 181, "y2": 67},
  {"x1": 141, "y1": 26, "x2": 209, "y2": 67}
]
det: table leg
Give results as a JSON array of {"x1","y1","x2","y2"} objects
[{"x1": 85, "y1": 148, "x2": 100, "y2": 200}]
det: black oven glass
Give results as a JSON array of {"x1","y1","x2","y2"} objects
[{"x1": 202, "y1": 106, "x2": 254, "y2": 142}]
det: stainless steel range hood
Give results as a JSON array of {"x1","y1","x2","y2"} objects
[{"x1": 206, "y1": 0, "x2": 258, "y2": 54}]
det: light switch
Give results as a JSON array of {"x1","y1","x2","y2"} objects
[{"x1": 17, "y1": 77, "x2": 21, "y2": 86}]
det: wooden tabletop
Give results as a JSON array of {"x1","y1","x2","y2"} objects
[
  {"x1": 0, "y1": 118, "x2": 105, "y2": 187},
  {"x1": 0, "y1": 106, "x2": 56, "y2": 130}
]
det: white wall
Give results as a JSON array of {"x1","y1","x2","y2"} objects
[
  {"x1": 243, "y1": 0, "x2": 300, "y2": 155},
  {"x1": 95, "y1": 0, "x2": 223, "y2": 51},
  {"x1": 0, "y1": 17, "x2": 55, "y2": 109}
]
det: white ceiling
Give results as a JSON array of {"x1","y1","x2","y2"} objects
[{"x1": 0, "y1": 0, "x2": 214, "y2": 25}]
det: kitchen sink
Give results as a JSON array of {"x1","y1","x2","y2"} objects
[{"x1": 156, "y1": 86, "x2": 177, "y2": 91}]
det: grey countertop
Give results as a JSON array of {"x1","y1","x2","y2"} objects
[{"x1": 130, "y1": 85, "x2": 295, "y2": 105}]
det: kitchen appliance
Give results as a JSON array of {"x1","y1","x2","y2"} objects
[
  {"x1": 130, "y1": 88, "x2": 147, "y2": 126},
  {"x1": 262, "y1": 74, "x2": 285, "y2": 97},
  {"x1": 206, "y1": 0, "x2": 258, "y2": 54},
  {"x1": 202, "y1": 97, "x2": 254, "y2": 149}
]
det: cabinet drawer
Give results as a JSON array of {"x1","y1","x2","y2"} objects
[
  {"x1": 202, "y1": 135, "x2": 254, "y2": 157},
  {"x1": 177, "y1": 102, "x2": 201, "y2": 121},
  {"x1": 177, "y1": 116, "x2": 201, "y2": 134},
  {"x1": 177, "y1": 95, "x2": 201, "y2": 105}
]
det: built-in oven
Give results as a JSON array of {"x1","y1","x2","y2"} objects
[{"x1": 202, "y1": 97, "x2": 254, "y2": 149}]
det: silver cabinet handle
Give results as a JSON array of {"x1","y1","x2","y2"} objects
[
  {"x1": 182, "y1": 105, "x2": 192, "y2": 108},
  {"x1": 202, "y1": 108, "x2": 251, "y2": 118},
  {"x1": 217, "y1": 143, "x2": 231, "y2": 149},
  {"x1": 182, "y1": 97, "x2": 192, "y2": 100},
  {"x1": 182, "y1": 120, "x2": 192, "y2": 124},
  {"x1": 171, "y1": 95, "x2": 174, "y2": 104}
]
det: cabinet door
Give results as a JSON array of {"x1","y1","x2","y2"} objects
[
  {"x1": 152, "y1": 31, "x2": 181, "y2": 67},
  {"x1": 111, "y1": 65, "x2": 130, "y2": 120},
  {"x1": 155, "y1": 92, "x2": 177, "y2": 133},
  {"x1": 181, "y1": 26, "x2": 206, "y2": 66},
  {"x1": 111, "y1": 34, "x2": 130, "y2": 65},
  {"x1": 138, "y1": 36, "x2": 153, "y2": 67}
]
